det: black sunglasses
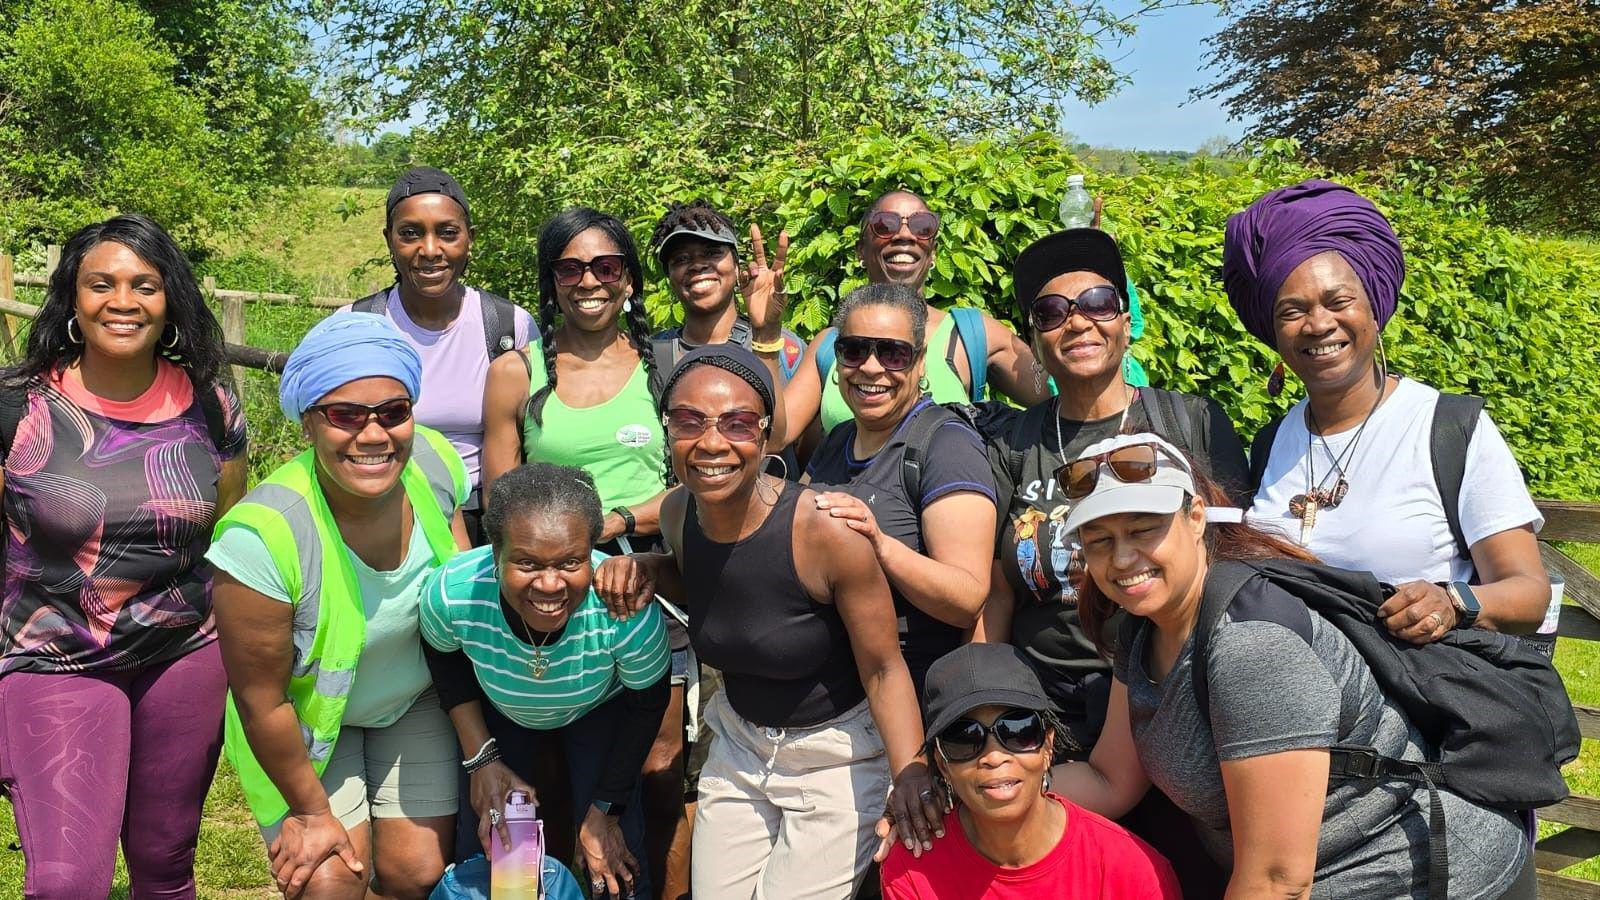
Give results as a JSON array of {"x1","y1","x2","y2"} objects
[
  {"x1": 935, "y1": 709, "x2": 1048, "y2": 763},
  {"x1": 1029, "y1": 286, "x2": 1124, "y2": 332},
  {"x1": 307, "y1": 398, "x2": 414, "y2": 432},
  {"x1": 835, "y1": 336, "x2": 919, "y2": 372},
  {"x1": 551, "y1": 254, "x2": 627, "y2": 287},
  {"x1": 662, "y1": 408, "x2": 770, "y2": 443}
]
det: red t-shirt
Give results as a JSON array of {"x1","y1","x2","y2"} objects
[{"x1": 880, "y1": 794, "x2": 1181, "y2": 899}]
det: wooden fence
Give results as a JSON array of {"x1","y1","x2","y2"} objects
[
  {"x1": 0, "y1": 246, "x2": 361, "y2": 381},
  {"x1": 1537, "y1": 499, "x2": 1600, "y2": 898}
]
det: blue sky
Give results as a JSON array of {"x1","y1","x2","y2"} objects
[{"x1": 1057, "y1": 2, "x2": 1249, "y2": 151}]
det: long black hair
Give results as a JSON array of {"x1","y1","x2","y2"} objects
[{"x1": 5, "y1": 215, "x2": 228, "y2": 391}]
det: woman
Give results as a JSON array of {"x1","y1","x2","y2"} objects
[
  {"x1": 975, "y1": 226, "x2": 1249, "y2": 750},
  {"x1": 879, "y1": 643, "x2": 1179, "y2": 899},
  {"x1": 1051, "y1": 431, "x2": 1534, "y2": 898},
  {"x1": 595, "y1": 344, "x2": 940, "y2": 899},
  {"x1": 805, "y1": 283, "x2": 997, "y2": 693},
  {"x1": 343, "y1": 166, "x2": 537, "y2": 546},
  {"x1": 0, "y1": 214, "x2": 248, "y2": 898},
  {"x1": 782, "y1": 189, "x2": 1052, "y2": 444},
  {"x1": 210, "y1": 313, "x2": 471, "y2": 900},
  {"x1": 420, "y1": 461, "x2": 668, "y2": 899},
  {"x1": 1224, "y1": 179, "x2": 1549, "y2": 645}
]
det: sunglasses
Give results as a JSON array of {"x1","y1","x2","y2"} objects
[
  {"x1": 866, "y1": 210, "x2": 940, "y2": 242},
  {"x1": 308, "y1": 398, "x2": 414, "y2": 433},
  {"x1": 835, "y1": 336, "x2": 919, "y2": 372},
  {"x1": 935, "y1": 709, "x2": 1048, "y2": 763},
  {"x1": 551, "y1": 254, "x2": 627, "y2": 287},
  {"x1": 1029, "y1": 286, "x2": 1124, "y2": 332},
  {"x1": 663, "y1": 408, "x2": 770, "y2": 443},
  {"x1": 1054, "y1": 442, "x2": 1181, "y2": 500}
]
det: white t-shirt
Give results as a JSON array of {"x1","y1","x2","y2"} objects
[{"x1": 1250, "y1": 378, "x2": 1542, "y2": 585}]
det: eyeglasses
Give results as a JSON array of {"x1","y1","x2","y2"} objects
[
  {"x1": 551, "y1": 254, "x2": 627, "y2": 286},
  {"x1": 308, "y1": 398, "x2": 414, "y2": 432},
  {"x1": 1029, "y1": 286, "x2": 1124, "y2": 332},
  {"x1": 663, "y1": 408, "x2": 771, "y2": 443},
  {"x1": 866, "y1": 210, "x2": 940, "y2": 242},
  {"x1": 1054, "y1": 442, "x2": 1181, "y2": 500},
  {"x1": 934, "y1": 709, "x2": 1048, "y2": 763},
  {"x1": 835, "y1": 336, "x2": 919, "y2": 372}
]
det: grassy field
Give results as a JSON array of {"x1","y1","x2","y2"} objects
[{"x1": 2, "y1": 187, "x2": 1598, "y2": 893}]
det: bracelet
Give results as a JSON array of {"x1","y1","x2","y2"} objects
[
  {"x1": 751, "y1": 335, "x2": 786, "y2": 354},
  {"x1": 463, "y1": 737, "x2": 501, "y2": 772}
]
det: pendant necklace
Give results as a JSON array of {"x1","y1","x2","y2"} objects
[
  {"x1": 508, "y1": 608, "x2": 562, "y2": 679},
  {"x1": 1288, "y1": 385, "x2": 1384, "y2": 543}
]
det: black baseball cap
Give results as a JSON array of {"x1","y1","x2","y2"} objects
[
  {"x1": 386, "y1": 166, "x2": 472, "y2": 225},
  {"x1": 1013, "y1": 228, "x2": 1129, "y2": 315},
  {"x1": 922, "y1": 643, "x2": 1053, "y2": 741}
]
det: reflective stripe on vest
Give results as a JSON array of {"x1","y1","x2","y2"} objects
[{"x1": 218, "y1": 425, "x2": 467, "y2": 826}]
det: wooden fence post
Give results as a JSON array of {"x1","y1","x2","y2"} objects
[
  {"x1": 0, "y1": 253, "x2": 15, "y2": 358},
  {"x1": 210, "y1": 276, "x2": 248, "y2": 396},
  {"x1": 45, "y1": 244, "x2": 60, "y2": 282}
]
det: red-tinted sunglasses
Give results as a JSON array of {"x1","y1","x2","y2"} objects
[
  {"x1": 866, "y1": 210, "x2": 940, "y2": 242},
  {"x1": 551, "y1": 254, "x2": 627, "y2": 286},
  {"x1": 308, "y1": 398, "x2": 414, "y2": 432}
]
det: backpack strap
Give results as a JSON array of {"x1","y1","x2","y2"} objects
[
  {"x1": 350, "y1": 286, "x2": 391, "y2": 316},
  {"x1": 1189, "y1": 559, "x2": 1259, "y2": 726},
  {"x1": 651, "y1": 334, "x2": 681, "y2": 377},
  {"x1": 899, "y1": 404, "x2": 968, "y2": 511},
  {"x1": 478, "y1": 290, "x2": 519, "y2": 360},
  {"x1": 949, "y1": 307, "x2": 988, "y2": 402},
  {"x1": 194, "y1": 378, "x2": 229, "y2": 451},
  {"x1": 0, "y1": 385, "x2": 26, "y2": 461},
  {"x1": 728, "y1": 319, "x2": 753, "y2": 346},
  {"x1": 1248, "y1": 415, "x2": 1286, "y2": 494},
  {"x1": 1431, "y1": 393, "x2": 1486, "y2": 563},
  {"x1": 815, "y1": 329, "x2": 838, "y2": 379}
]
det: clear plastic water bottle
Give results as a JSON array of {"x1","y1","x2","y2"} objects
[
  {"x1": 491, "y1": 790, "x2": 543, "y2": 899},
  {"x1": 1059, "y1": 174, "x2": 1094, "y2": 229}
]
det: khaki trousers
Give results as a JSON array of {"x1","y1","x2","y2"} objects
[{"x1": 690, "y1": 692, "x2": 891, "y2": 899}]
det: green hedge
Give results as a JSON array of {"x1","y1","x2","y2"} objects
[{"x1": 599, "y1": 130, "x2": 1598, "y2": 500}]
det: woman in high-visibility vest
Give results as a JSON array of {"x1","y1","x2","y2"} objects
[{"x1": 209, "y1": 313, "x2": 471, "y2": 899}]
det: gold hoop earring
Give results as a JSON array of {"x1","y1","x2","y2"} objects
[
  {"x1": 66, "y1": 318, "x2": 83, "y2": 345},
  {"x1": 761, "y1": 453, "x2": 789, "y2": 481},
  {"x1": 1375, "y1": 331, "x2": 1390, "y2": 387}
]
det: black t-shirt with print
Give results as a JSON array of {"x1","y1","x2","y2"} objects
[{"x1": 979, "y1": 389, "x2": 1249, "y2": 752}]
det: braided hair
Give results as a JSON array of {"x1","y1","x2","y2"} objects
[
  {"x1": 529, "y1": 207, "x2": 673, "y2": 485},
  {"x1": 648, "y1": 199, "x2": 738, "y2": 257}
]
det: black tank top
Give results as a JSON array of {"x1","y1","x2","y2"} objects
[{"x1": 682, "y1": 481, "x2": 865, "y2": 728}]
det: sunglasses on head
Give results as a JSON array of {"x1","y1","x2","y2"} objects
[
  {"x1": 551, "y1": 254, "x2": 627, "y2": 287},
  {"x1": 308, "y1": 398, "x2": 414, "y2": 433},
  {"x1": 866, "y1": 210, "x2": 940, "y2": 242},
  {"x1": 935, "y1": 709, "x2": 1048, "y2": 763},
  {"x1": 1029, "y1": 286, "x2": 1124, "y2": 332},
  {"x1": 663, "y1": 408, "x2": 770, "y2": 443},
  {"x1": 834, "y1": 336, "x2": 919, "y2": 372},
  {"x1": 1054, "y1": 442, "x2": 1182, "y2": 500}
]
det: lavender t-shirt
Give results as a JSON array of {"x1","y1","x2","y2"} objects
[{"x1": 339, "y1": 287, "x2": 535, "y2": 487}]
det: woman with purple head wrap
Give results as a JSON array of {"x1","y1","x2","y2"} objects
[{"x1": 1227, "y1": 180, "x2": 1549, "y2": 655}]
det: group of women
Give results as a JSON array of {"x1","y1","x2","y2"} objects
[{"x1": 0, "y1": 165, "x2": 1551, "y2": 900}]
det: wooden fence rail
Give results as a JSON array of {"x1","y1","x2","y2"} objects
[{"x1": 1535, "y1": 499, "x2": 1600, "y2": 898}]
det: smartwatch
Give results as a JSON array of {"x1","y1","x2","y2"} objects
[
  {"x1": 1443, "y1": 581, "x2": 1481, "y2": 629},
  {"x1": 611, "y1": 506, "x2": 636, "y2": 536},
  {"x1": 592, "y1": 798, "x2": 625, "y2": 817}
]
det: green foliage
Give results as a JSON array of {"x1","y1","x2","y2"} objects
[{"x1": 0, "y1": 0, "x2": 321, "y2": 253}]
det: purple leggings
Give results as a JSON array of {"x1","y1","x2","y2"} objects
[{"x1": 0, "y1": 640, "x2": 227, "y2": 900}]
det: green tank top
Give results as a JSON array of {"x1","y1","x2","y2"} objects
[
  {"x1": 522, "y1": 344, "x2": 666, "y2": 509},
  {"x1": 820, "y1": 313, "x2": 968, "y2": 433}
]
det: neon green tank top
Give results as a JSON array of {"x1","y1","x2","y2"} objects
[
  {"x1": 820, "y1": 313, "x2": 968, "y2": 433},
  {"x1": 522, "y1": 345, "x2": 666, "y2": 510}
]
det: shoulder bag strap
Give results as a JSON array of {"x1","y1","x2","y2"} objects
[{"x1": 1431, "y1": 393, "x2": 1486, "y2": 562}]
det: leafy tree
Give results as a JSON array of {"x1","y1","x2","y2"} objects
[{"x1": 1201, "y1": 0, "x2": 1600, "y2": 233}]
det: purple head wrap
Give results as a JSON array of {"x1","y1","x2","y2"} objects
[{"x1": 1222, "y1": 180, "x2": 1405, "y2": 347}]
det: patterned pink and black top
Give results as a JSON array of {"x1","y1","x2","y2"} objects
[{"x1": 1, "y1": 360, "x2": 247, "y2": 676}]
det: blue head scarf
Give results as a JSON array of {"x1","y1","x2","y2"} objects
[{"x1": 279, "y1": 313, "x2": 423, "y2": 422}]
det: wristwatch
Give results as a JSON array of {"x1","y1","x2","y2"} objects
[
  {"x1": 1442, "y1": 581, "x2": 1481, "y2": 629},
  {"x1": 592, "y1": 798, "x2": 625, "y2": 817},
  {"x1": 611, "y1": 506, "x2": 636, "y2": 536}
]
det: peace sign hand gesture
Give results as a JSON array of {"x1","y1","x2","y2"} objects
[{"x1": 741, "y1": 223, "x2": 789, "y2": 337}]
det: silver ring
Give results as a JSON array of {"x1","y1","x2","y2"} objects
[
  {"x1": 1426, "y1": 611, "x2": 1445, "y2": 629},
  {"x1": 919, "y1": 789, "x2": 936, "y2": 801},
  {"x1": 488, "y1": 809, "x2": 502, "y2": 826}
]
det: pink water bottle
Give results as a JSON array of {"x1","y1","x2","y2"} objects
[{"x1": 491, "y1": 790, "x2": 543, "y2": 899}]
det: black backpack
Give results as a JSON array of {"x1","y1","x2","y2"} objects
[
  {"x1": 352, "y1": 286, "x2": 520, "y2": 361},
  {"x1": 1249, "y1": 393, "x2": 1484, "y2": 561},
  {"x1": 1189, "y1": 558, "x2": 1578, "y2": 893}
]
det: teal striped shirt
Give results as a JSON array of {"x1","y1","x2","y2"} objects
[{"x1": 419, "y1": 546, "x2": 669, "y2": 729}]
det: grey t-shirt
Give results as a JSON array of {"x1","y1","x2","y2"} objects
[{"x1": 1113, "y1": 577, "x2": 1528, "y2": 898}]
